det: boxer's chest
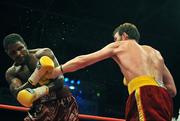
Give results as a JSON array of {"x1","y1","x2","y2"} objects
[{"x1": 15, "y1": 65, "x2": 32, "y2": 82}]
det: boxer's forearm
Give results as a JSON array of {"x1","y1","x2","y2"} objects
[
  {"x1": 63, "y1": 54, "x2": 106, "y2": 72},
  {"x1": 17, "y1": 85, "x2": 49, "y2": 107},
  {"x1": 46, "y1": 56, "x2": 88, "y2": 79},
  {"x1": 10, "y1": 81, "x2": 33, "y2": 97},
  {"x1": 62, "y1": 57, "x2": 84, "y2": 73}
]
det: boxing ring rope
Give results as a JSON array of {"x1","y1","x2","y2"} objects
[{"x1": 0, "y1": 104, "x2": 125, "y2": 121}]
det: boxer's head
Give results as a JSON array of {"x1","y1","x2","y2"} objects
[
  {"x1": 113, "y1": 23, "x2": 140, "y2": 42},
  {"x1": 3, "y1": 33, "x2": 29, "y2": 65}
]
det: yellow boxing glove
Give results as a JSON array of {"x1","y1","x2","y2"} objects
[
  {"x1": 39, "y1": 56, "x2": 55, "y2": 70},
  {"x1": 17, "y1": 85, "x2": 49, "y2": 107},
  {"x1": 28, "y1": 56, "x2": 55, "y2": 86}
]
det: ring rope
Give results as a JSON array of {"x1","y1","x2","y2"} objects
[{"x1": 0, "y1": 104, "x2": 125, "y2": 121}]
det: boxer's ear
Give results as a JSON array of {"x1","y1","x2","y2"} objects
[{"x1": 122, "y1": 32, "x2": 129, "y2": 40}]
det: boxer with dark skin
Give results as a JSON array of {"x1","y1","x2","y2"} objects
[
  {"x1": 3, "y1": 33, "x2": 79, "y2": 121},
  {"x1": 47, "y1": 23, "x2": 176, "y2": 120}
]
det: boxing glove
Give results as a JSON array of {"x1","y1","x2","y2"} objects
[
  {"x1": 28, "y1": 56, "x2": 55, "y2": 86},
  {"x1": 17, "y1": 85, "x2": 49, "y2": 107}
]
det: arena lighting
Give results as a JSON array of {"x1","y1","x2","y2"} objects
[
  {"x1": 69, "y1": 85, "x2": 75, "y2": 90},
  {"x1": 70, "y1": 80, "x2": 75, "y2": 84},
  {"x1": 77, "y1": 80, "x2": 81, "y2": 85},
  {"x1": 64, "y1": 77, "x2": 69, "y2": 82},
  {"x1": 96, "y1": 92, "x2": 100, "y2": 97},
  {"x1": 79, "y1": 90, "x2": 82, "y2": 94},
  {"x1": 64, "y1": 77, "x2": 81, "y2": 93}
]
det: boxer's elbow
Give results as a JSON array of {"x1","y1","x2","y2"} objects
[
  {"x1": 166, "y1": 85, "x2": 177, "y2": 97},
  {"x1": 171, "y1": 88, "x2": 177, "y2": 97}
]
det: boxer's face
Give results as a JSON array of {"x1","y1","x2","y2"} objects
[{"x1": 6, "y1": 41, "x2": 29, "y2": 65}]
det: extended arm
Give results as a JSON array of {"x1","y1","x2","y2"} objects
[{"x1": 45, "y1": 42, "x2": 120, "y2": 79}]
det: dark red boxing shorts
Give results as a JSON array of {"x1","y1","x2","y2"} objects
[{"x1": 125, "y1": 76, "x2": 173, "y2": 121}]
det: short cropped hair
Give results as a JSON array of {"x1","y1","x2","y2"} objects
[
  {"x1": 3, "y1": 33, "x2": 26, "y2": 51},
  {"x1": 113, "y1": 23, "x2": 140, "y2": 42}
]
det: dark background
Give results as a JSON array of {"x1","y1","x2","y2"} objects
[{"x1": 0, "y1": 0, "x2": 179, "y2": 120}]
